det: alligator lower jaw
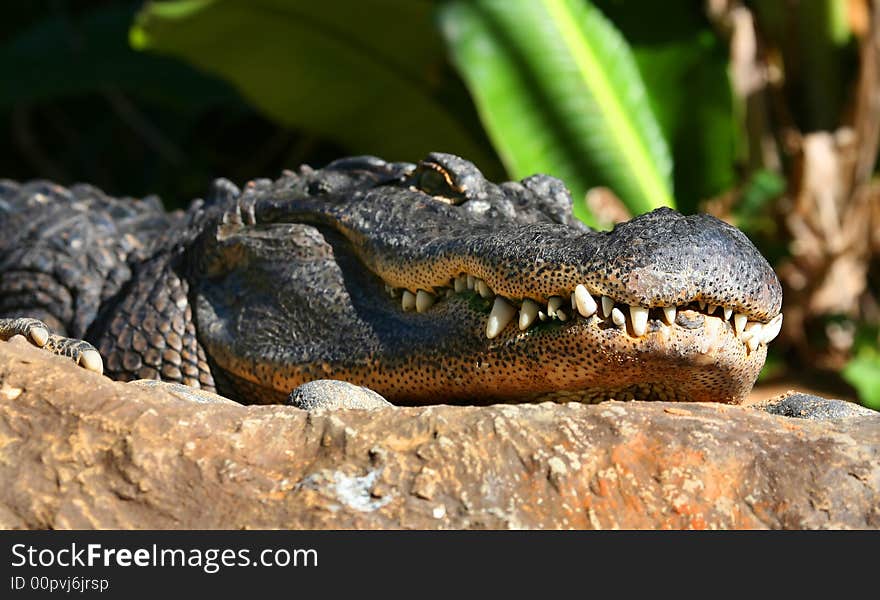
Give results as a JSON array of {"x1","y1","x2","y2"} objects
[{"x1": 365, "y1": 305, "x2": 768, "y2": 405}]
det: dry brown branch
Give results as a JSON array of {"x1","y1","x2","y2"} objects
[{"x1": 708, "y1": 0, "x2": 880, "y2": 375}]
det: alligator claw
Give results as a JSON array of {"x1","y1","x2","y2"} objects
[
  {"x1": 0, "y1": 317, "x2": 50, "y2": 347},
  {"x1": 0, "y1": 317, "x2": 104, "y2": 375}
]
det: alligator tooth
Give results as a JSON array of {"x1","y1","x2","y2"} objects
[
  {"x1": 742, "y1": 322, "x2": 763, "y2": 351},
  {"x1": 629, "y1": 305, "x2": 649, "y2": 336},
  {"x1": 723, "y1": 307, "x2": 733, "y2": 321},
  {"x1": 574, "y1": 284, "x2": 598, "y2": 317},
  {"x1": 547, "y1": 296, "x2": 564, "y2": 319},
  {"x1": 601, "y1": 296, "x2": 615, "y2": 318},
  {"x1": 454, "y1": 276, "x2": 467, "y2": 293},
  {"x1": 761, "y1": 314, "x2": 783, "y2": 344},
  {"x1": 416, "y1": 290, "x2": 435, "y2": 313},
  {"x1": 476, "y1": 279, "x2": 494, "y2": 299},
  {"x1": 698, "y1": 300, "x2": 707, "y2": 311},
  {"x1": 733, "y1": 313, "x2": 747, "y2": 336},
  {"x1": 538, "y1": 311, "x2": 547, "y2": 321},
  {"x1": 611, "y1": 307, "x2": 626, "y2": 328},
  {"x1": 556, "y1": 307, "x2": 569, "y2": 322},
  {"x1": 467, "y1": 275, "x2": 475, "y2": 290},
  {"x1": 519, "y1": 299, "x2": 539, "y2": 330},
  {"x1": 662, "y1": 306, "x2": 677, "y2": 325},
  {"x1": 486, "y1": 297, "x2": 517, "y2": 339},
  {"x1": 708, "y1": 304, "x2": 719, "y2": 315},
  {"x1": 402, "y1": 290, "x2": 416, "y2": 311}
]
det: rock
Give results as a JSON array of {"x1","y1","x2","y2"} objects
[
  {"x1": 0, "y1": 336, "x2": 878, "y2": 529},
  {"x1": 130, "y1": 379, "x2": 241, "y2": 405},
  {"x1": 287, "y1": 379, "x2": 393, "y2": 410}
]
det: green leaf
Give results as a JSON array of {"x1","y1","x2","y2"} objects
[
  {"x1": 439, "y1": 0, "x2": 674, "y2": 226},
  {"x1": 842, "y1": 330, "x2": 880, "y2": 410},
  {"x1": 131, "y1": 0, "x2": 502, "y2": 176},
  {"x1": 731, "y1": 168, "x2": 786, "y2": 239},
  {"x1": 585, "y1": 1, "x2": 739, "y2": 211},
  {"x1": 632, "y1": 35, "x2": 736, "y2": 211}
]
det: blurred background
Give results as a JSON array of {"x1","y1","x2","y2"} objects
[{"x1": 1, "y1": 0, "x2": 878, "y2": 407}]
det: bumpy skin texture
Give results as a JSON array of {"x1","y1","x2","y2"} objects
[{"x1": 0, "y1": 154, "x2": 782, "y2": 405}]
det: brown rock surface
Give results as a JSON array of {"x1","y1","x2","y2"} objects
[{"x1": 1, "y1": 336, "x2": 878, "y2": 529}]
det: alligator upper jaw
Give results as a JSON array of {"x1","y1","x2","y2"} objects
[
  {"x1": 251, "y1": 176, "x2": 782, "y2": 322},
  {"x1": 331, "y1": 206, "x2": 783, "y2": 323}
]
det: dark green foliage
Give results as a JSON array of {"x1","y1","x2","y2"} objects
[
  {"x1": 130, "y1": 0, "x2": 503, "y2": 180},
  {"x1": 0, "y1": 1, "x2": 347, "y2": 206}
]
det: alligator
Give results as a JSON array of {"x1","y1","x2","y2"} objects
[{"x1": 0, "y1": 153, "x2": 784, "y2": 406}]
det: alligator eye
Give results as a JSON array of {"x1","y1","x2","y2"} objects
[{"x1": 412, "y1": 161, "x2": 467, "y2": 204}]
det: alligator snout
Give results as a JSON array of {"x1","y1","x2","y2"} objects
[{"x1": 592, "y1": 207, "x2": 782, "y2": 321}]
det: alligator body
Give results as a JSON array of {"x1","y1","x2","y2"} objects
[{"x1": 0, "y1": 153, "x2": 783, "y2": 405}]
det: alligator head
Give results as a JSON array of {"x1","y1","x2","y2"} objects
[{"x1": 191, "y1": 153, "x2": 782, "y2": 405}]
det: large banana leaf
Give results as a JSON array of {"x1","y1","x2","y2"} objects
[
  {"x1": 131, "y1": 0, "x2": 503, "y2": 177},
  {"x1": 595, "y1": 0, "x2": 738, "y2": 213},
  {"x1": 439, "y1": 0, "x2": 675, "y2": 226}
]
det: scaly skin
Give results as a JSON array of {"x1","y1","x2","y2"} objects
[{"x1": 0, "y1": 153, "x2": 782, "y2": 405}]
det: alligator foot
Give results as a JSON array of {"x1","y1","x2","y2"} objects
[{"x1": 0, "y1": 317, "x2": 103, "y2": 374}]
